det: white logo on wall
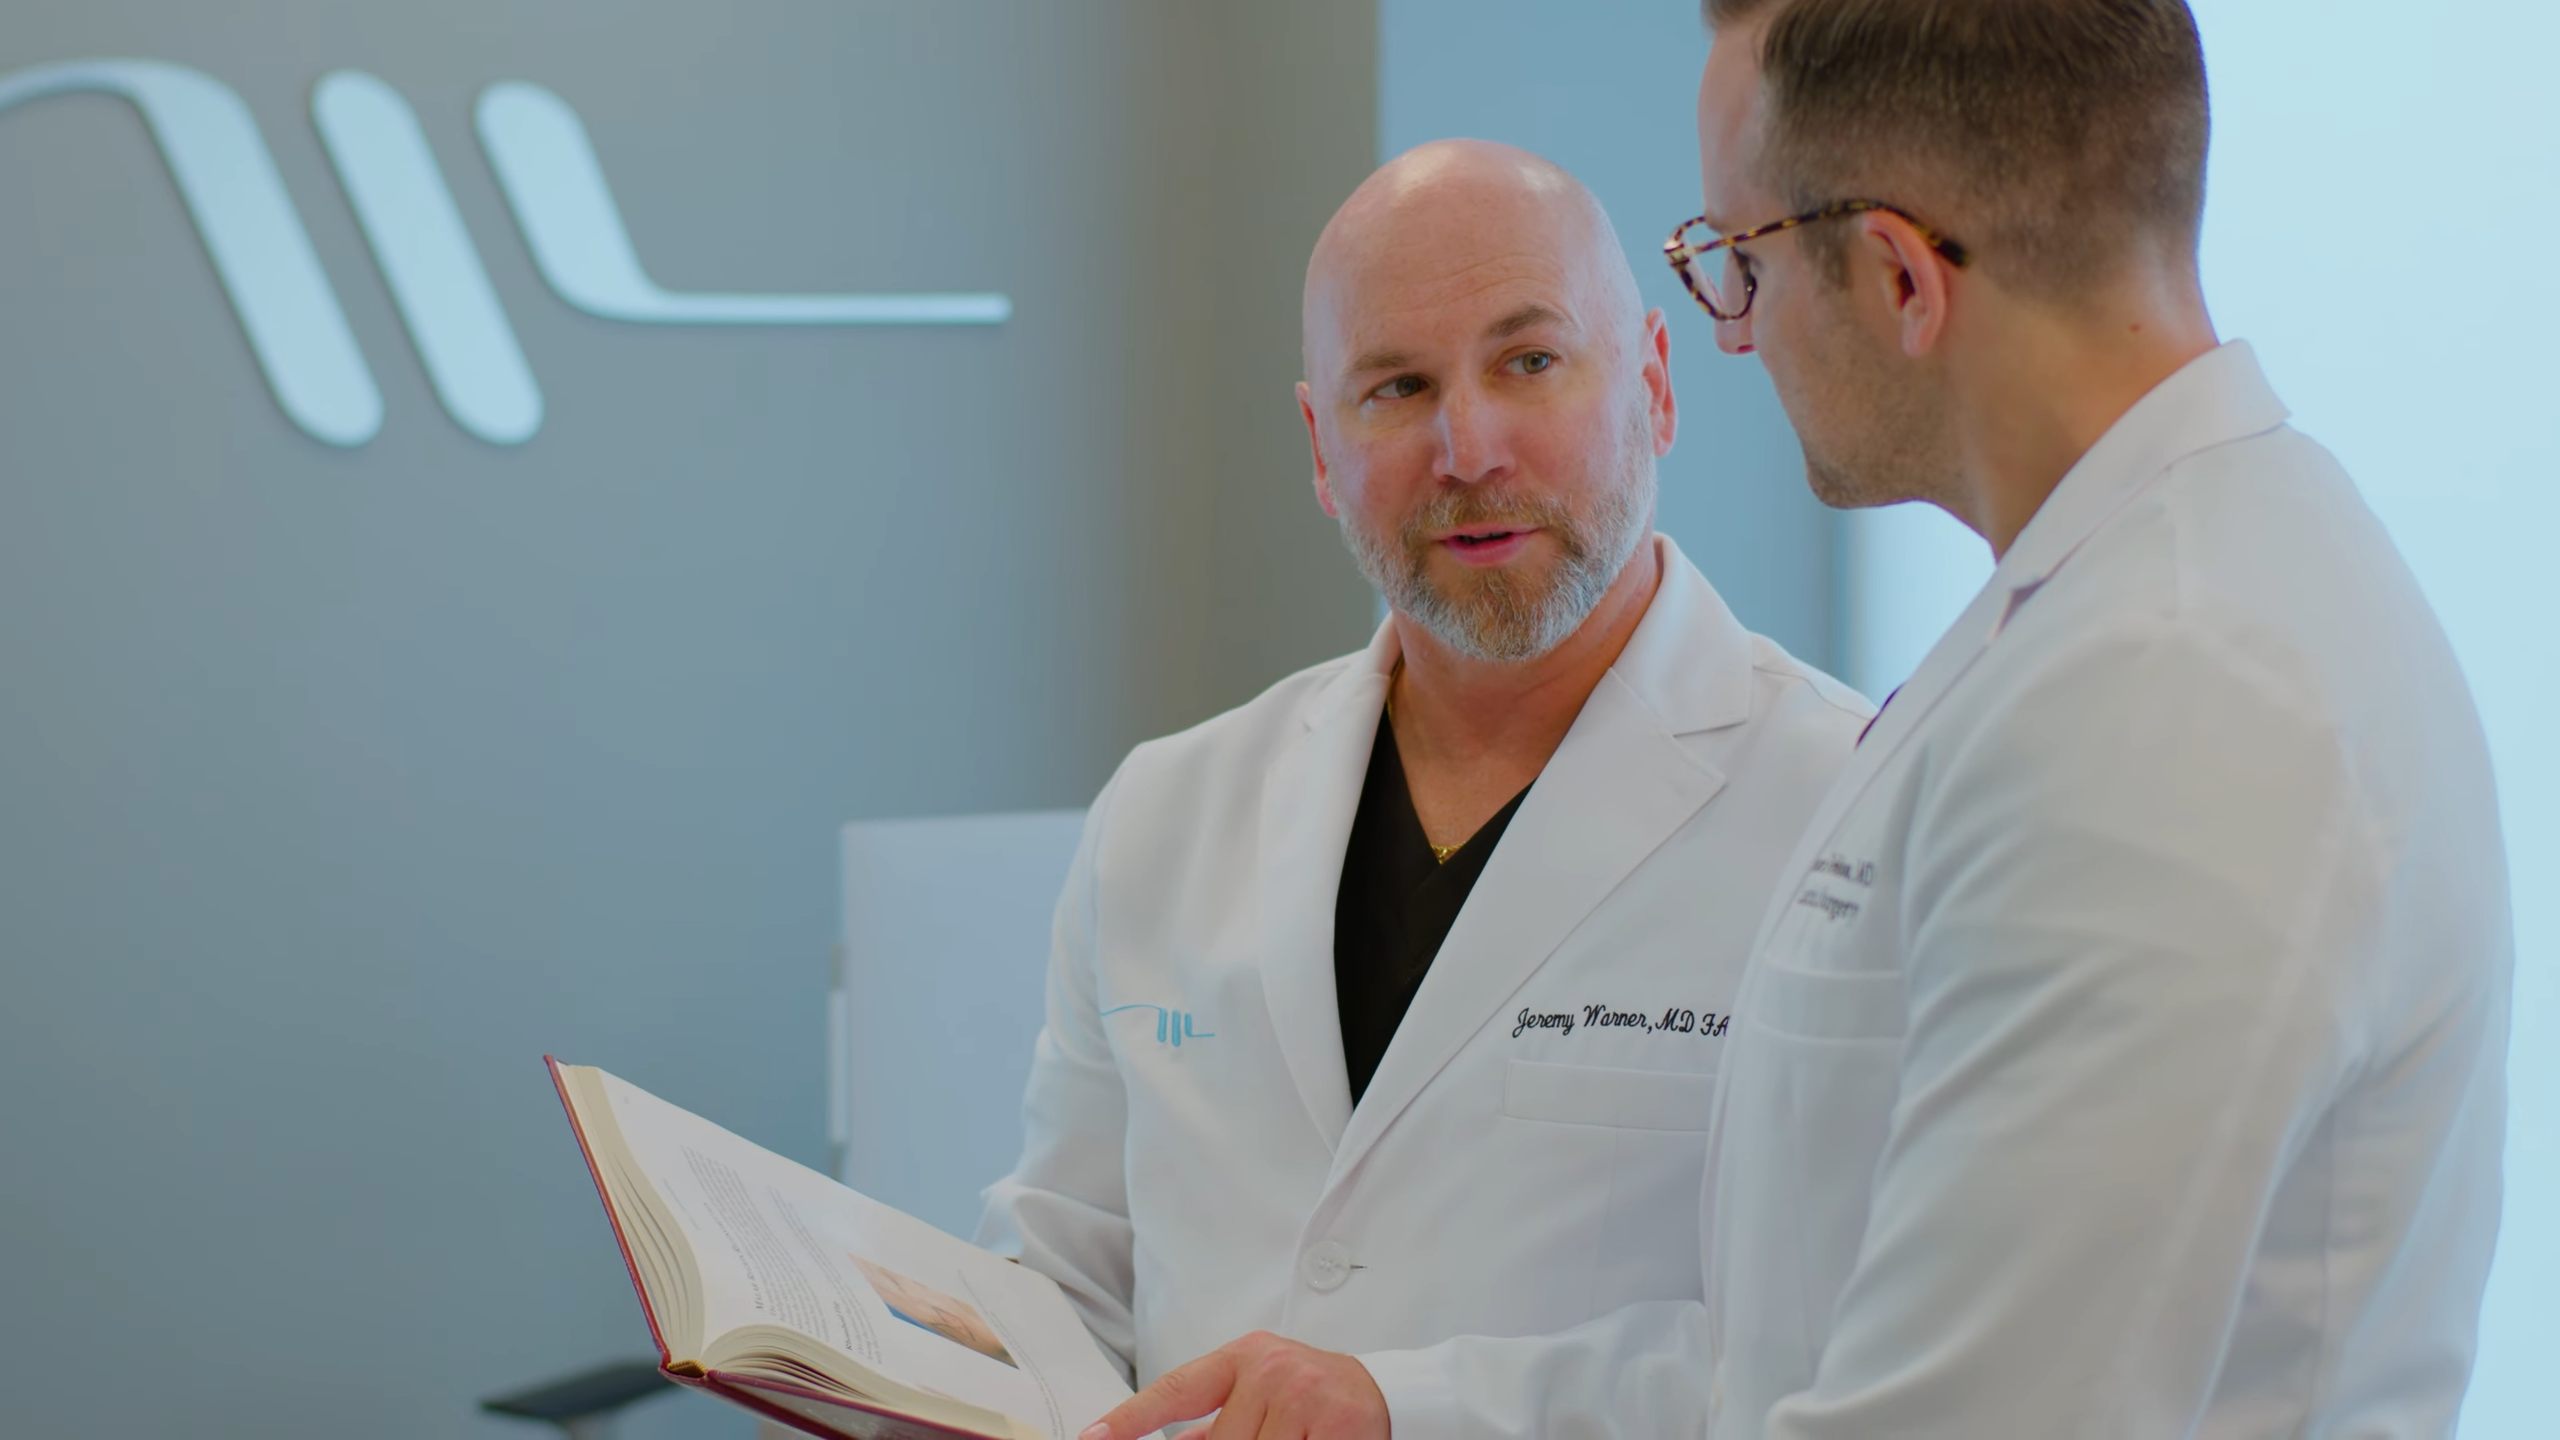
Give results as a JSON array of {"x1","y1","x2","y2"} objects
[{"x1": 0, "y1": 60, "x2": 1012, "y2": 448}]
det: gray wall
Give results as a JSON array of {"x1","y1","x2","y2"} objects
[
  {"x1": 0, "y1": 2, "x2": 1375, "y2": 1435},
  {"x1": 1381, "y1": 0, "x2": 1837, "y2": 671}
]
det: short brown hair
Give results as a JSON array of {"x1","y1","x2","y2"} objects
[{"x1": 1706, "y1": 0, "x2": 2209, "y2": 298}]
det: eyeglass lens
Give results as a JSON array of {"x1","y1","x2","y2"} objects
[{"x1": 1680, "y1": 231, "x2": 1749, "y2": 321}]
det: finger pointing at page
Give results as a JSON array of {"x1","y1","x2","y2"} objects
[
  {"x1": 1077, "y1": 1333, "x2": 1388, "y2": 1440},
  {"x1": 1080, "y1": 1345, "x2": 1239, "y2": 1440}
]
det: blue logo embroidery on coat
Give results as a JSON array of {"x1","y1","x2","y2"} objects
[{"x1": 1102, "y1": 1004, "x2": 1214, "y2": 1047}]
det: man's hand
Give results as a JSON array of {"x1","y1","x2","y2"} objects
[{"x1": 1076, "y1": 1331, "x2": 1390, "y2": 1440}]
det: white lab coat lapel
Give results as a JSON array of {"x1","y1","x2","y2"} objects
[
  {"x1": 1738, "y1": 342, "x2": 2295, "y2": 962},
  {"x1": 1330, "y1": 540, "x2": 1750, "y2": 1186},
  {"x1": 1741, "y1": 578, "x2": 2005, "y2": 961},
  {"x1": 1252, "y1": 623, "x2": 1399, "y2": 1155}
]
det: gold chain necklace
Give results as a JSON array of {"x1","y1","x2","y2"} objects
[{"x1": 1387, "y1": 658, "x2": 1463, "y2": 865}]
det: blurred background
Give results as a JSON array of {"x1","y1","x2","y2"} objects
[{"x1": 0, "y1": 1, "x2": 2545, "y2": 1435}]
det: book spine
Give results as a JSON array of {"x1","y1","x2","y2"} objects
[{"x1": 686, "y1": 1369, "x2": 1009, "y2": 1440}]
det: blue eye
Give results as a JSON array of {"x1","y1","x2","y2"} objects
[{"x1": 1515, "y1": 350, "x2": 1557, "y2": 374}]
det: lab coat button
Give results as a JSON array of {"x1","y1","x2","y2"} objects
[{"x1": 1301, "y1": 1241, "x2": 1353, "y2": 1292}]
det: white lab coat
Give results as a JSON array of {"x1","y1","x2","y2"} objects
[
  {"x1": 1696, "y1": 342, "x2": 2513, "y2": 1436},
  {"x1": 975, "y1": 536, "x2": 1868, "y2": 1436}
]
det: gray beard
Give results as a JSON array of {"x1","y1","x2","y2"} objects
[{"x1": 1340, "y1": 453, "x2": 1653, "y2": 664}]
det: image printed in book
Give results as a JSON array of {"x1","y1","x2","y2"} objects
[{"x1": 851, "y1": 1257, "x2": 1018, "y2": 1368}]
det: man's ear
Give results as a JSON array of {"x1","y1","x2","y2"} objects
[
  {"x1": 1852, "y1": 214, "x2": 1955, "y2": 359},
  {"x1": 1298, "y1": 381, "x2": 1338, "y2": 517},
  {"x1": 1641, "y1": 309, "x2": 1679, "y2": 456}
]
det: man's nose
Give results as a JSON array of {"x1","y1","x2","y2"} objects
[
  {"x1": 1715, "y1": 310, "x2": 1756, "y2": 357},
  {"x1": 1433, "y1": 384, "x2": 1513, "y2": 484}
]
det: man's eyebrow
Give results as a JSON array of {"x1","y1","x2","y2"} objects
[
  {"x1": 1486, "y1": 303, "x2": 1569, "y2": 340},
  {"x1": 1342, "y1": 304, "x2": 1569, "y2": 376}
]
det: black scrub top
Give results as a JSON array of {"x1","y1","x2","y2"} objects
[{"x1": 1334, "y1": 710, "x2": 1532, "y2": 1103}]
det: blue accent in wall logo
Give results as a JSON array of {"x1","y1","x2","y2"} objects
[{"x1": 1102, "y1": 1004, "x2": 1214, "y2": 1047}]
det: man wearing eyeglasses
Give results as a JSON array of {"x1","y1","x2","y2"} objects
[
  {"x1": 1676, "y1": 1, "x2": 2507, "y2": 1435},
  {"x1": 1084, "y1": 2, "x2": 2509, "y2": 1438}
]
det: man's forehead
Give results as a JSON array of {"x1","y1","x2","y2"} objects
[
  {"x1": 1301, "y1": 140, "x2": 1635, "y2": 377},
  {"x1": 1696, "y1": 28, "x2": 1773, "y2": 229},
  {"x1": 1314, "y1": 238, "x2": 1588, "y2": 369}
]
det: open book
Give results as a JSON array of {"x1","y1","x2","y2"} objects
[{"x1": 549, "y1": 1059, "x2": 1131, "y2": 1440}]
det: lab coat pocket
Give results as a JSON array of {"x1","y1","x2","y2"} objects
[
  {"x1": 1503, "y1": 1058, "x2": 1719, "y2": 1132},
  {"x1": 1753, "y1": 961, "x2": 1904, "y2": 1042},
  {"x1": 1743, "y1": 961, "x2": 1905, "y2": 1361}
]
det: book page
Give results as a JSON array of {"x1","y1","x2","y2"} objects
[{"x1": 590, "y1": 1069, "x2": 1127, "y2": 1440}]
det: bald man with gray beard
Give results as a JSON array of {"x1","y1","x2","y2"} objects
[{"x1": 977, "y1": 140, "x2": 1867, "y2": 1440}]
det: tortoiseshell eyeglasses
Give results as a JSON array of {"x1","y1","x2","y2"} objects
[{"x1": 1663, "y1": 200, "x2": 1971, "y2": 323}]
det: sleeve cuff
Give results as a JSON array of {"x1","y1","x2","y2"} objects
[{"x1": 1358, "y1": 1346, "x2": 1460, "y2": 1440}]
